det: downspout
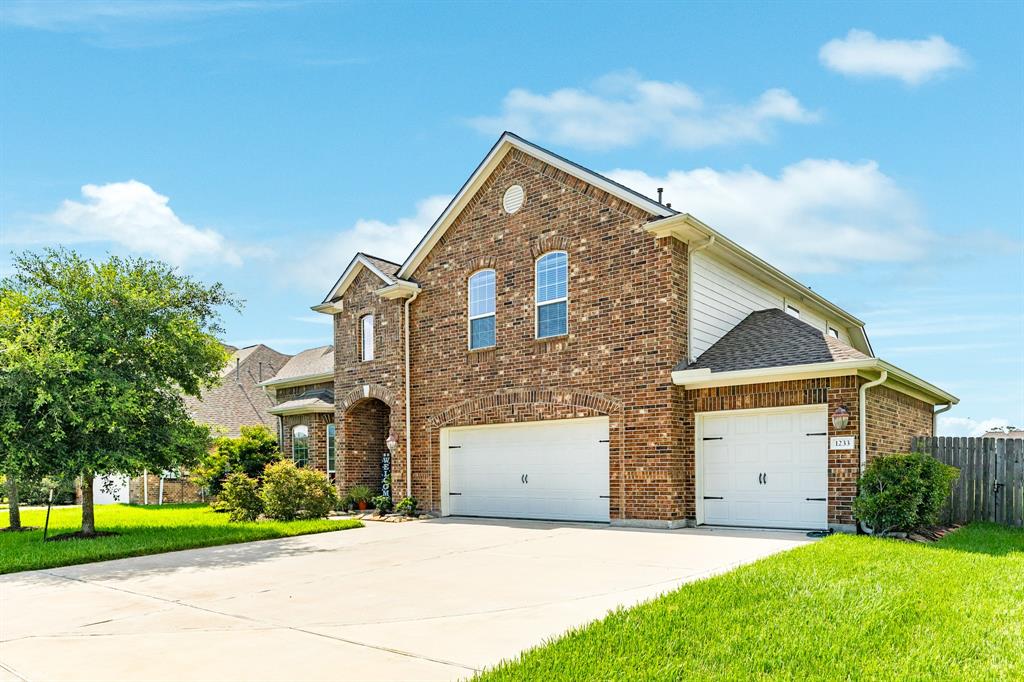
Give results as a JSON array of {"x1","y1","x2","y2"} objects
[
  {"x1": 403, "y1": 288, "x2": 420, "y2": 498},
  {"x1": 858, "y1": 370, "x2": 888, "y2": 471},
  {"x1": 686, "y1": 235, "x2": 715, "y2": 363},
  {"x1": 143, "y1": 469, "x2": 149, "y2": 505},
  {"x1": 932, "y1": 403, "x2": 953, "y2": 437},
  {"x1": 158, "y1": 475, "x2": 165, "y2": 506}
]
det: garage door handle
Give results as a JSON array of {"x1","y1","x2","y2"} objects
[
  {"x1": 703, "y1": 496, "x2": 724, "y2": 500},
  {"x1": 521, "y1": 474, "x2": 528, "y2": 484},
  {"x1": 805, "y1": 497, "x2": 826, "y2": 502}
]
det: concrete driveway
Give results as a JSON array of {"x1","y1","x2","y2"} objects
[{"x1": 0, "y1": 518, "x2": 811, "y2": 681}]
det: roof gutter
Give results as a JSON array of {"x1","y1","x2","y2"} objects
[
  {"x1": 258, "y1": 371, "x2": 334, "y2": 389},
  {"x1": 859, "y1": 370, "x2": 888, "y2": 472},
  {"x1": 673, "y1": 358, "x2": 958, "y2": 406}
]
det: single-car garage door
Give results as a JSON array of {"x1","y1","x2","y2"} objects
[
  {"x1": 442, "y1": 417, "x2": 610, "y2": 522},
  {"x1": 698, "y1": 405, "x2": 828, "y2": 530}
]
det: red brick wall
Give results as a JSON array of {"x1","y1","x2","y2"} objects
[
  {"x1": 128, "y1": 473, "x2": 204, "y2": 505},
  {"x1": 281, "y1": 412, "x2": 333, "y2": 474},
  {"x1": 865, "y1": 384, "x2": 933, "y2": 460},
  {"x1": 340, "y1": 398, "x2": 390, "y2": 493},
  {"x1": 684, "y1": 377, "x2": 860, "y2": 526},
  {"x1": 392, "y1": 148, "x2": 687, "y2": 521}
]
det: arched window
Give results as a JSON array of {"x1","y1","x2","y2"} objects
[
  {"x1": 360, "y1": 314, "x2": 375, "y2": 361},
  {"x1": 292, "y1": 425, "x2": 309, "y2": 467},
  {"x1": 326, "y1": 423, "x2": 336, "y2": 474},
  {"x1": 535, "y1": 251, "x2": 568, "y2": 338},
  {"x1": 468, "y1": 269, "x2": 496, "y2": 349}
]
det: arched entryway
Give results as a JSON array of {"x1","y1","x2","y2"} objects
[{"x1": 340, "y1": 397, "x2": 393, "y2": 496}]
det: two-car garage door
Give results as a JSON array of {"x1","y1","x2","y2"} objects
[
  {"x1": 442, "y1": 417, "x2": 610, "y2": 523},
  {"x1": 698, "y1": 406, "x2": 828, "y2": 530}
]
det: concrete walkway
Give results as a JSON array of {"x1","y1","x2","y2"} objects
[{"x1": 0, "y1": 518, "x2": 811, "y2": 681}]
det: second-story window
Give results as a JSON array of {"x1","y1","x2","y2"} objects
[
  {"x1": 292, "y1": 425, "x2": 309, "y2": 467},
  {"x1": 468, "y1": 269, "x2": 496, "y2": 349},
  {"x1": 536, "y1": 251, "x2": 568, "y2": 338},
  {"x1": 360, "y1": 314, "x2": 375, "y2": 361}
]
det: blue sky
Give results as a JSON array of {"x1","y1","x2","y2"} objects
[{"x1": 1, "y1": 0, "x2": 1021, "y2": 435}]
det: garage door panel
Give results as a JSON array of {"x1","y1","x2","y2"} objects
[
  {"x1": 445, "y1": 417, "x2": 610, "y2": 523},
  {"x1": 699, "y1": 406, "x2": 827, "y2": 530}
]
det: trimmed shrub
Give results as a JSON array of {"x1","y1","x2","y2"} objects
[
  {"x1": 395, "y1": 496, "x2": 418, "y2": 517},
  {"x1": 260, "y1": 460, "x2": 338, "y2": 521},
  {"x1": 371, "y1": 494, "x2": 393, "y2": 514},
  {"x1": 853, "y1": 452, "x2": 958, "y2": 535},
  {"x1": 221, "y1": 473, "x2": 263, "y2": 522}
]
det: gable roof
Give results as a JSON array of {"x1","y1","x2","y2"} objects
[
  {"x1": 319, "y1": 253, "x2": 404, "y2": 306},
  {"x1": 679, "y1": 308, "x2": 868, "y2": 373},
  {"x1": 267, "y1": 387, "x2": 335, "y2": 416},
  {"x1": 397, "y1": 132, "x2": 676, "y2": 279},
  {"x1": 259, "y1": 345, "x2": 334, "y2": 387}
]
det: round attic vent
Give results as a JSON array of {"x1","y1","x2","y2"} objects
[{"x1": 502, "y1": 184, "x2": 525, "y2": 214}]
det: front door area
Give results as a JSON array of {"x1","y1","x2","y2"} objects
[
  {"x1": 441, "y1": 417, "x2": 610, "y2": 522},
  {"x1": 698, "y1": 405, "x2": 828, "y2": 530}
]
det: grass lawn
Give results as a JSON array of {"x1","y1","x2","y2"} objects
[
  {"x1": 0, "y1": 504, "x2": 362, "y2": 575},
  {"x1": 480, "y1": 524, "x2": 1024, "y2": 680}
]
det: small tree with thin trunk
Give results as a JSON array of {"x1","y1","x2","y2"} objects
[{"x1": 1, "y1": 249, "x2": 238, "y2": 536}]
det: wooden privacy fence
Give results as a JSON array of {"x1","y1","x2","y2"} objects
[{"x1": 912, "y1": 437, "x2": 1024, "y2": 527}]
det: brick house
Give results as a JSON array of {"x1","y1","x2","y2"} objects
[
  {"x1": 127, "y1": 344, "x2": 290, "y2": 505},
  {"x1": 264, "y1": 133, "x2": 957, "y2": 532}
]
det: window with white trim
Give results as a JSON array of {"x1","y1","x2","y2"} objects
[
  {"x1": 536, "y1": 251, "x2": 568, "y2": 338},
  {"x1": 326, "y1": 423, "x2": 336, "y2": 474},
  {"x1": 360, "y1": 314, "x2": 374, "y2": 361},
  {"x1": 292, "y1": 425, "x2": 309, "y2": 467},
  {"x1": 468, "y1": 269, "x2": 496, "y2": 349},
  {"x1": 827, "y1": 326, "x2": 840, "y2": 339},
  {"x1": 785, "y1": 303, "x2": 800, "y2": 319}
]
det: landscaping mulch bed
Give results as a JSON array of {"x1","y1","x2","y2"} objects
[{"x1": 902, "y1": 525, "x2": 962, "y2": 543}]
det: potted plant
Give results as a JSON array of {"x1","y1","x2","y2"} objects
[{"x1": 347, "y1": 485, "x2": 373, "y2": 511}]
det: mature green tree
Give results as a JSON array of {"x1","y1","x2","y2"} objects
[{"x1": 0, "y1": 249, "x2": 238, "y2": 536}]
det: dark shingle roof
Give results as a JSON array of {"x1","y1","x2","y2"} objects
[
  {"x1": 267, "y1": 387, "x2": 335, "y2": 415},
  {"x1": 678, "y1": 308, "x2": 869, "y2": 373}
]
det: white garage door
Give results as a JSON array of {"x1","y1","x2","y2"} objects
[
  {"x1": 698, "y1": 406, "x2": 828, "y2": 530},
  {"x1": 443, "y1": 417, "x2": 610, "y2": 522}
]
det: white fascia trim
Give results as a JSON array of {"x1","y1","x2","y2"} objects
[
  {"x1": 376, "y1": 281, "x2": 421, "y2": 300},
  {"x1": 647, "y1": 214, "x2": 873, "y2": 354},
  {"x1": 267, "y1": 404, "x2": 335, "y2": 416},
  {"x1": 397, "y1": 132, "x2": 674, "y2": 280},
  {"x1": 673, "y1": 358, "x2": 958, "y2": 405},
  {"x1": 258, "y1": 371, "x2": 335, "y2": 389},
  {"x1": 320, "y1": 254, "x2": 397, "y2": 305}
]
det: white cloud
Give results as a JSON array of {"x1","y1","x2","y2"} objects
[
  {"x1": 607, "y1": 159, "x2": 929, "y2": 273},
  {"x1": 282, "y1": 195, "x2": 450, "y2": 293},
  {"x1": 819, "y1": 30, "x2": 967, "y2": 85},
  {"x1": 289, "y1": 315, "x2": 333, "y2": 325},
  {"x1": 938, "y1": 416, "x2": 1013, "y2": 437},
  {"x1": 469, "y1": 70, "x2": 819, "y2": 151},
  {"x1": 12, "y1": 180, "x2": 243, "y2": 267}
]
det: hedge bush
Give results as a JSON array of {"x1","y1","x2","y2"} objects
[
  {"x1": 260, "y1": 460, "x2": 338, "y2": 521},
  {"x1": 853, "y1": 452, "x2": 959, "y2": 535},
  {"x1": 220, "y1": 472, "x2": 263, "y2": 522}
]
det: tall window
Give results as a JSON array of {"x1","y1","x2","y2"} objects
[
  {"x1": 292, "y1": 425, "x2": 309, "y2": 467},
  {"x1": 536, "y1": 251, "x2": 568, "y2": 338},
  {"x1": 360, "y1": 314, "x2": 375, "y2": 361},
  {"x1": 326, "y1": 423, "x2": 336, "y2": 474},
  {"x1": 468, "y1": 269, "x2": 496, "y2": 349}
]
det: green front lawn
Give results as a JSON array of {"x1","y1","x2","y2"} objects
[
  {"x1": 481, "y1": 524, "x2": 1024, "y2": 680},
  {"x1": 0, "y1": 504, "x2": 362, "y2": 575}
]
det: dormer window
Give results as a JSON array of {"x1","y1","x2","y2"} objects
[
  {"x1": 536, "y1": 251, "x2": 568, "y2": 338},
  {"x1": 360, "y1": 314, "x2": 375, "y2": 361},
  {"x1": 468, "y1": 269, "x2": 496, "y2": 349}
]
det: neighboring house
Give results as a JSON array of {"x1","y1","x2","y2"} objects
[
  {"x1": 127, "y1": 344, "x2": 291, "y2": 504},
  {"x1": 261, "y1": 132, "x2": 957, "y2": 532},
  {"x1": 983, "y1": 428, "x2": 1024, "y2": 439}
]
